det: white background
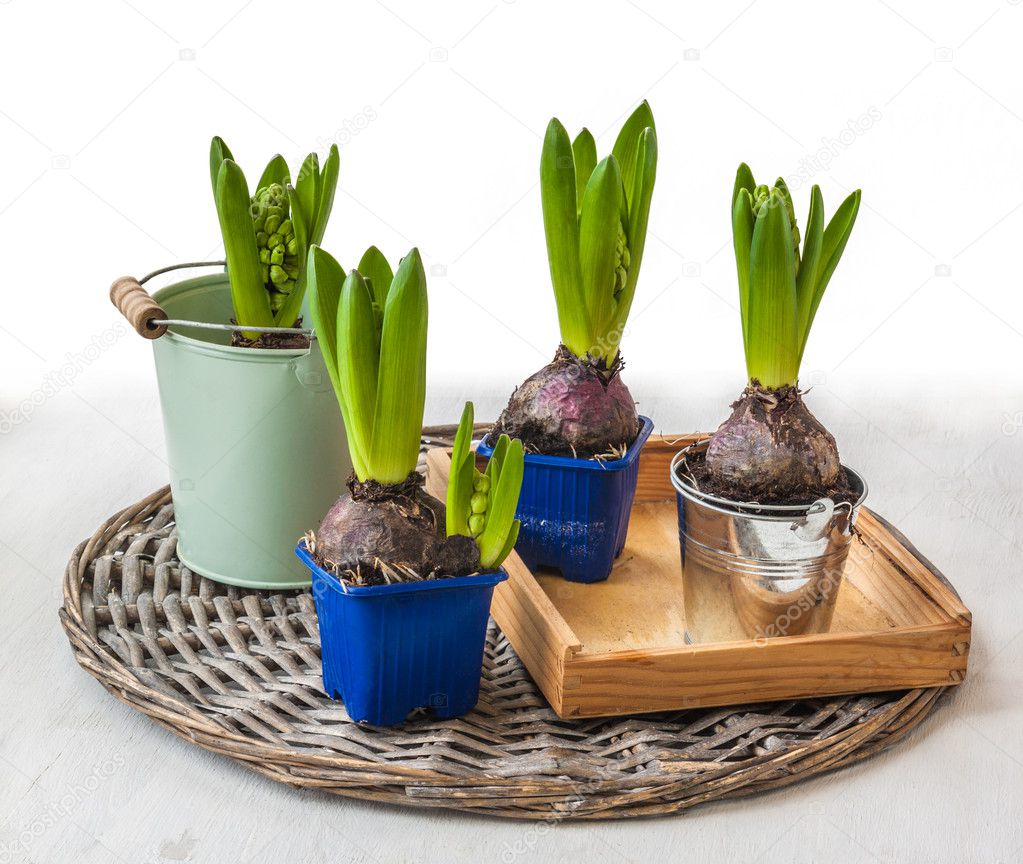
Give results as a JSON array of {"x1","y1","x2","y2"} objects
[{"x1": 2, "y1": 1, "x2": 1021, "y2": 862}]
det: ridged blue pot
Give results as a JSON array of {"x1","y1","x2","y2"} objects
[
  {"x1": 296, "y1": 541, "x2": 507, "y2": 726},
  {"x1": 476, "y1": 416, "x2": 653, "y2": 584}
]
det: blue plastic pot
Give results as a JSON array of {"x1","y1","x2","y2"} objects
[
  {"x1": 476, "y1": 416, "x2": 654, "y2": 584},
  {"x1": 296, "y1": 541, "x2": 507, "y2": 725}
]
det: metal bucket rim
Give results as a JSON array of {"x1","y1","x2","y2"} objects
[
  {"x1": 152, "y1": 274, "x2": 318, "y2": 361},
  {"x1": 670, "y1": 439, "x2": 868, "y2": 519}
]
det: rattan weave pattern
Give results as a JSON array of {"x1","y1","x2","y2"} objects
[{"x1": 59, "y1": 426, "x2": 948, "y2": 819}]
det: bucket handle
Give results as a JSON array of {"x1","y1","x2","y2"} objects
[{"x1": 110, "y1": 261, "x2": 313, "y2": 340}]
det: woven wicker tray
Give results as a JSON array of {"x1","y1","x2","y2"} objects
[{"x1": 60, "y1": 426, "x2": 954, "y2": 820}]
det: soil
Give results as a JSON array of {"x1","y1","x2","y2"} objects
[
  {"x1": 490, "y1": 345, "x2": 640, "y2": 458},
  {"x1": 230, "y1": 317, "x2": 310, "y2": 349},
  {"x1": 681, "y1": 449, "x2": 858, "y2": 507},
  {"x1": 311, "y1": 472, "x2": 482, "y2": 586}
]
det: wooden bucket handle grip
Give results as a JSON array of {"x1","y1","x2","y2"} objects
[{"x1": 110, "y1": 276, "x2": 168, "y2": 339}]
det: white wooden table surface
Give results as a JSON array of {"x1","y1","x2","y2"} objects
[{"x1": 1, "y1": 377, "x2": 1018, "y2": 864}]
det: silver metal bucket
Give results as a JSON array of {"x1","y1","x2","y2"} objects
[{"x1": 671, "y1": 440, "x2": 867, "y2": 644}]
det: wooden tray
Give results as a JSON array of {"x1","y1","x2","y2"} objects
[{"x1": 426, "y1": 433, "x2": 972, "y2": 719}]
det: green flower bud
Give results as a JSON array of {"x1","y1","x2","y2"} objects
[
  {"x1": 614, "y1": 220, "x2": 630, "y2": 296},
  {"x1": 468, "y1": 514, "x2": 485, "y2": 536},
  {"x1": 470, "y1": 491, "x2": 488, "y2": 514},
  {"x1": 473, "y1": 474, "x2": 491, "y2": 493},
  {"x1": 752, "y1": 184, "x2": 770, "y2": 215},
  {"x1": 250, "y1": 182, "x2": 299, "y2": 296},
  {"x1": 267, "y1": 184, "x2": 287, "y2": 208}
]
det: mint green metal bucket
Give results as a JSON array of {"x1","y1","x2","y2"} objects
[{"x1": 150, "y1": 274, "x2": 349, "y2": 589}]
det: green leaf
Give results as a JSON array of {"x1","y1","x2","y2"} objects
[
  {"x1": 274, "y1": 275, "x2": 308, "y2": 328},
  {"x1": 491, "y1": 519, "x2": 520, "y2": 570},
  {"x1": 773, "y1": 176, "x2": 800, "y2": 273},
  {"x1": 774, "y1": 177, "x2": 794, "y2": 217},
  {"x1": 611, "y1": 101, "x2": 655, "y2": 214},
  {"x1": 274, "y1": 183, "x2": 312, "y2": 329},
  {"x1": 257, "y1": 154, "x2": 290, "y2": 192},
  {"x1": 732, "y1": 188, "x2": 755, "y2": 355},
  {"x1": 357, "y1": 245, "x2": 394, "y2": 314},
  {"x1": 606, "y1": 126, "x2": 657, "y2": 359},
  {"x1": 209, "y1": 136, "x2": 233, "y2": 199},
  {"x1": 214, "y1": 160, "x2": 272, "y2": 337},
  {"x1": 337, "y1": 268, "x2": 380, "y2": 481},
  {"x1": 308, "y1": 246, "x2": 371, "y2": 478},
  {"x1": 477, "y1": 436, "x2": 524, "y2": 568},
  {"x1": 307, "y1": 246, "x2": 342, "y2": 390},
  {"x1": 746, "y1": 190, "x2": 799, "y2": 388},
  {"x1": 311, "y1": 144, "x2": 340, "y2": 246},
  {"x1": 795, "y1": 185, "x2": 824, "y2": 355},
  {"x1": 572, "y1": 128, "x2": 597, "y2": 214},
  {"x1": 287, "y1": 184, "x2": 309, "y2": 252},
  {"x1": 541, "y1": 108, "x2": 658, "y2": 364},
  {"x1": 368, "y1": 248, "x2": 428, "y2": 484},
  {"x1": 446, "y1": 402, "x2": 475, "y2": 537},
  {"x1": 295, "y1": 152, "x2": 319, "y2": 227},
  {"x1": 485, "y1": 433, "x2": 509, "y2": 487},
  {"x1": 807, "y1": 189, "x2": 861, "y2": 341},
  {"x1": 540, "y1": 118, "x2": 589, "y2": 355},
  {"x1": 578, "y1": 155, "x2": 624, "y2": 348},
  {"x1": 732, "y1": 162, "x2": 756, "y2": 208},
  {"x1": 452, "y1": 400, "x2": 472, "y2": 455}
]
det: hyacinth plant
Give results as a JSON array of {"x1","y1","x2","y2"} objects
[
  {"x1": 306, "y1": 246, "x2": 523, "y2": 582},
  {"x1": 447, "y1": 402, "x2": 523, "y2": 570},
  {"x1": 209, "y1": 137, "x2": 339, "y2": 344},
  {"x1": 492, "y1": 102, "x2": 657, "y2": 458},
  {"x1": 702, "y1": 164, "x2": 861, "y2": 503}
]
